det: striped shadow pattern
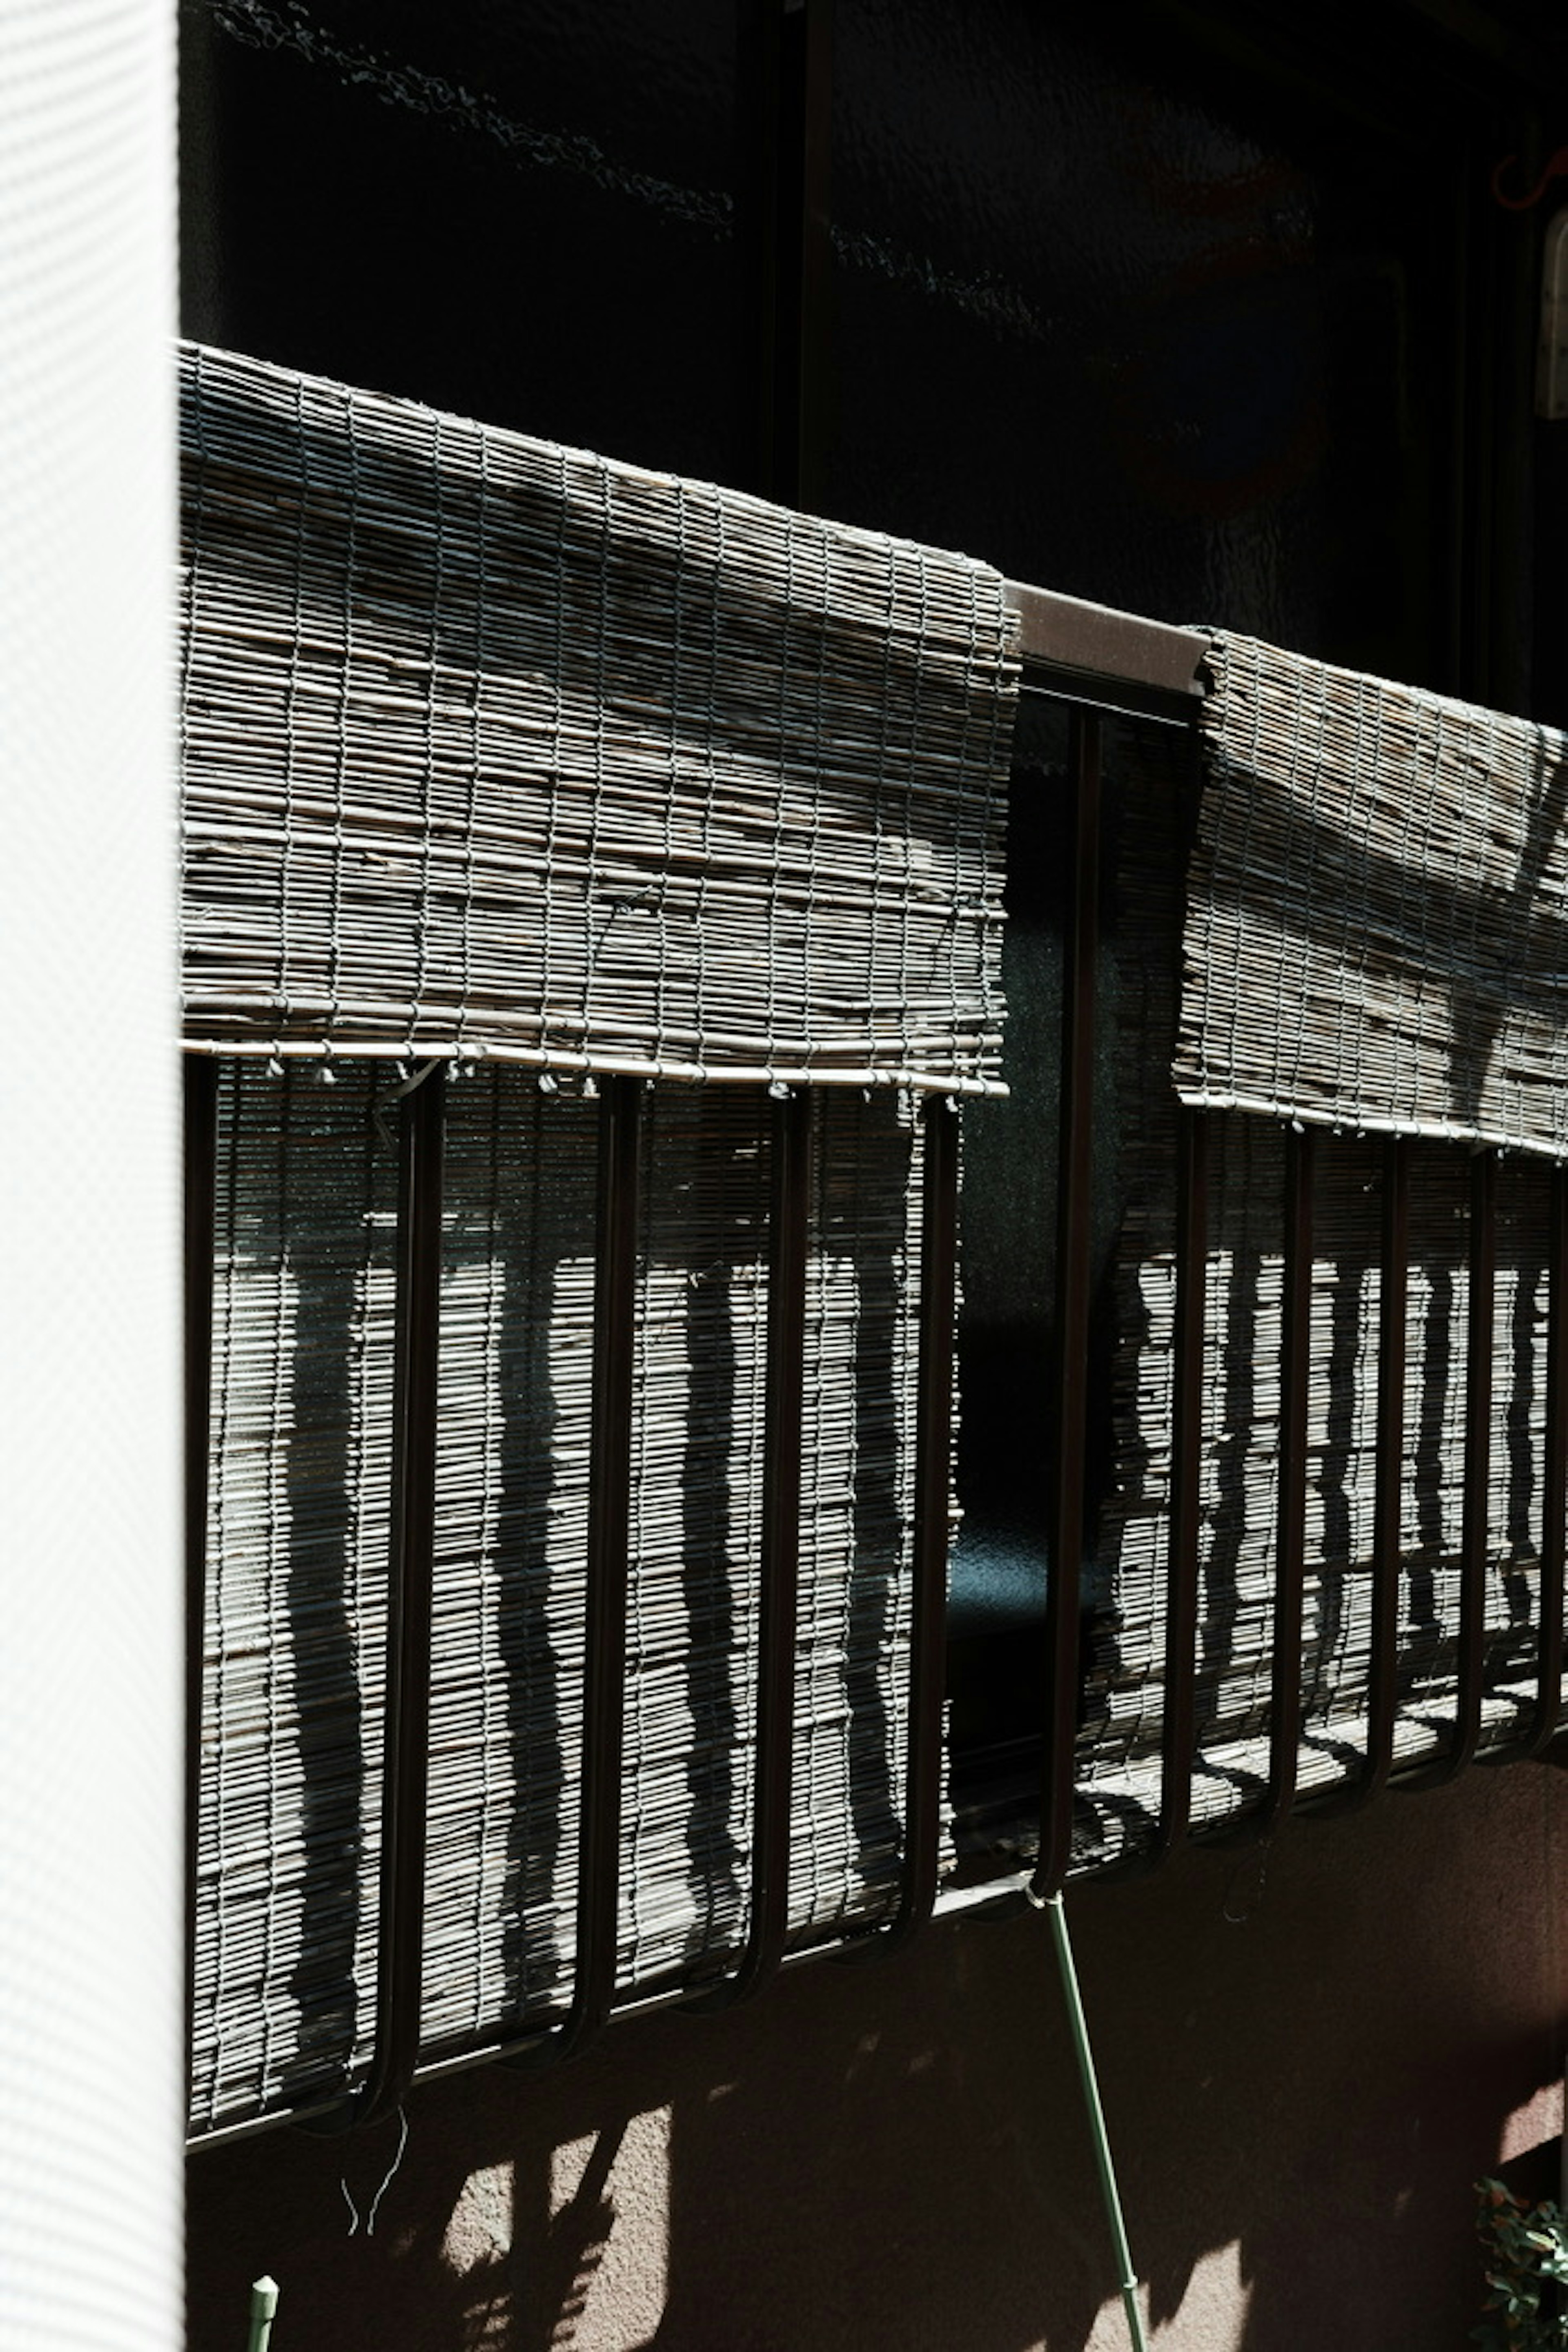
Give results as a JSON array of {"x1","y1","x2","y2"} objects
[
  {"x1": 1069, "y1": 720, "x2": 1559, "y2": 1875},
  {"x1": 192, "y1": 1064, "x2": 929, "y2": 2133},
  {"x1": 182, "y1": 347, "x2": 1014, "y2": 2132}
]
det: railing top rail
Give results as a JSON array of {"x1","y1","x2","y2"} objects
[{"x1": 1003, "y1": 580, "x2": 1209, "y2": 721}]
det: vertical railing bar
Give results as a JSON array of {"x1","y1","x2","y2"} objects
[
  {"x1": 770, "y1": 0, "x2": 833, "y2": 510},
  {"x1": 1357, "y1": 1134, "x2": 1409, "y2": 1805},
  {"x1": 1418, "y1": 1147, "x2": 1495, "y2": 1783},
  {"x1": 692, "y1": 1083, "x2": 811, "y2": 2004},
  {"x1": 1401, "y1": 1145, "x2": 1495, "y2": 1791},
  {"x1": 183, "y1": 1056, "x2": 220, "y2": 2091},
  {"x1": 351, "y1": 1061, "x2": 445, "y2": 2125},
  {"x1": 1518, "y1": 1165, "x2": 1568, "y2": 1757},
  {"x1": 1146, "y1": 1108, "x2": 1206, "y2": 1869},
  {"x1": 510, "y1": 1073, "x2": 641, "y2": 2071},
  {"x1": 1452, "y1": 1149, "x2": 1497, "y2": 1776},
  {"x1": 879, "y1": 1093, "x2": 960, "y2": 1948},
  {"x1": 1032, "y1": 708, "x2": 1101, "y2": 1901},
  {"x1": 1257, "y1": 1122, "x2": 1313, "y2": 1842}
]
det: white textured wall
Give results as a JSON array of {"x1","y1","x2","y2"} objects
[{"x1": 0, "y1": 1, "x2": 180, "y2": 2346}]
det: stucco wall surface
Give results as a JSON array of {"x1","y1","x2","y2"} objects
[{"x1": 187, "y1": 1760, "x2": 1567, "y2": 2351}]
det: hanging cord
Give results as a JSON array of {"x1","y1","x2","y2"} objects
[
  {"x1": 1030, "y1": 1887, "x2": 1150, "y2": 2352},
  {"x1": 340, "y1": 2105, "x2": 410, "y2": 2238},
  {"x1": 372, "y1": 1057, "x2": 444, "y2": 1149},
  {"x1": 1222, "y1": 1833, "x2": 1272, "y2": 1927}
]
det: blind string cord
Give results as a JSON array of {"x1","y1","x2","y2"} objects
[
  {"x1": 339, "y1": 2104, "x2": 410, "y2": 2238},
  {"x1": 1222, "y1": 1832, "x2": 1273, "y2": 1927}
]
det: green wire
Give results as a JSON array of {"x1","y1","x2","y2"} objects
[{"x1": 1037, "y1": 1891, "x2": 1150, "y2": 2352}]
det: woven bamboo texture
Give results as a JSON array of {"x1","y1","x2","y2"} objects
[
  {"x1": 191, "y1": 1065, "x2": 925, "y2": 2135},
  {"x1": 1068, "y1": 721, "x2": 1553, "y2": 1875},
  {"x1": 1176, "y1": 633, "x2": 1568, "y2": 1158},
  {"x1": 179, "y1": 342, "x2": 1017, "y2": 1095}
]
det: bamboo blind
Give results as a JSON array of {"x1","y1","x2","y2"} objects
[
  {"x1": 184, "y1": 345, "x2": 1011, "y2": 2133},
  {"x1": 179, "y1": 341, "x2": 1017, "y2": 1095},
  {"x1": 1070, "y1": 717, "x2": 1554, "y2": 1873},
  {"x1": 1176, "y1": 633, "x2": 1568, "y2": 1159}
]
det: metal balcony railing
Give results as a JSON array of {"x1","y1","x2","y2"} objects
[{"x1": 183, "y1": 574, "x2": 1567, "y2": 2147}]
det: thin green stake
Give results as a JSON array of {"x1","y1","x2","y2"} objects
[
  {"x1": 1034, "y1": 1889, "x2": 1149, "y2": 2352},
  {"x1": 246, "y1": 2276, "x2": 279, "y2": 2352}
]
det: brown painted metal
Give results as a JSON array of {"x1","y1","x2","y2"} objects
[
  {"x1": 1404, "y1": 1147, "x2": 1497, "y2": 1789},
  {"x1": 1256, "y1": 1121, "x2": 1314, "y2": 1842},
  {"x1": 1145, "y1": 1108, "x2": 1207, "y2": 1866},
  {"x1": 510, "y1": 1075, "x2": 642, "y2": 2071},
  {"x1": 1031, "y1": 709, "x2": 1102, "y2": 1900},
  {"x1": 1451, "y1": 1149, "x2": 1497, "y2": 1780},
  {"x1": 1362, "y1": 1135, "x2": 1411, "y2": 1803},
  {"x1": 692, "y1": 1084, "x2": 812, "y2": 2004},
  {"x1": 1005, "y1": 580, "x2": 1208, "y2": 710},
  {"x1": 347, "y1": 1062, "x2": 447, "y2": 2125},
  {"x1": 751, "y1": 0, "x2": 833, "y2": 510},
  {"x1": 1517, "y1": 1165, "x2": 1568, "y2": 1757},
  {"x1": 183, "y1": 1056, "x2": 220, "y2": 2086},
  {"x1": 1304, "y1": 1132, "x2": 1411, "y2": 1821},
  {"x1": 880, "y1": 1094, "x2": 961, "y2": 1947}
]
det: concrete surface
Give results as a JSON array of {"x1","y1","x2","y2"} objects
[{"x1": 188, "y1": 1760, "x2": 1567, "y2": 2350}]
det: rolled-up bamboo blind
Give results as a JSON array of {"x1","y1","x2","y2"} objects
[
  {"x1": 179, "y1": 341, "x2": 1017, "y2": 1095},
  {"x1": 1176, "y1": 633, "x2": 1568, "y2": 1158}
]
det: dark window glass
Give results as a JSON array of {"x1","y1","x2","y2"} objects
[
  {"x1": 829, "y1": 0, "x2": 1477, "y2": 689},
  {"x1": 183, "y1": 0, "x2": 747, "y2": 483}
]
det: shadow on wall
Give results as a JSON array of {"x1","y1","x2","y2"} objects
[{"x1": 187, "y1": 1759, "x2": 1566, "y2": 2352}]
